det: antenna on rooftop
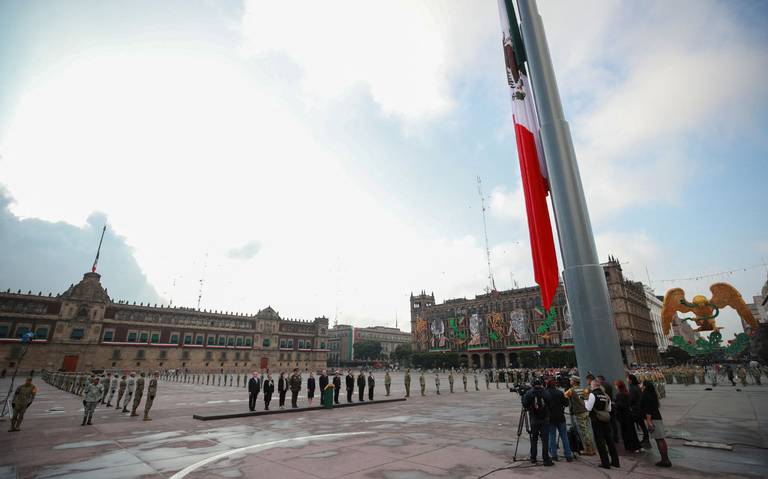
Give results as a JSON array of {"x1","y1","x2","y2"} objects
[
  {"x1": 477, "y1": 176, "x2": 496, "y2": 292},
  {"x1": 197, "y1": 251, "x2": 208, "y2": 310}
]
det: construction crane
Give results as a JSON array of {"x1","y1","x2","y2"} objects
[{"x1": 477, "y1": 176, "x2": 496, "y2": 292}]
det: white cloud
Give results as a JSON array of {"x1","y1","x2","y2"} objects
[
  {"x1": 489, "y1": 185, "x2": 525, "y2": 225},
  {"x1": 239, "y1": 0, "x2": 497, "y2": 122}
]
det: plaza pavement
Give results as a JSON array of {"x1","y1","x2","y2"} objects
[{"x1": 0, "y1": 372, "x2": 766, "y2": 479}]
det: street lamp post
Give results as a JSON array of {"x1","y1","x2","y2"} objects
[{"x1": 1, "y1": 332, "x2": 35, "y2": 418}]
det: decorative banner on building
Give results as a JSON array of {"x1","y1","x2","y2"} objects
[
  {"x1": 430, "y1": 318, "x2": 447, "y2": 349},
  {"x1": 508, "y1": 309, "x2": 528, "y2": 343},
  {"x1": 562, "y1": 305, "x2": 573, "y2": 340},
  {"x1": 468, "y1": 313, "x2": 488, "y2": 348},
  {"x1": 488, "y1": 312, "x2": 505, "y2": 342},
  {"x1": 448, "y1": 315, "x2": 467, "y2": 347},
  {"x1": 414, "y1": 316, "x2": 429, "y2": 350}
]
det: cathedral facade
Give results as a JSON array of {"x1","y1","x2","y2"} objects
[{"x1": 0, "y1": 272, "x2": 329, "y2": 373}]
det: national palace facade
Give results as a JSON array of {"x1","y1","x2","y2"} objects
[
  {"x1": 0, "y1": 271, "x2": 329, "y2": 373},
  {"x1": 411, "y1": 258, "x2": 661, "y2": 368}
]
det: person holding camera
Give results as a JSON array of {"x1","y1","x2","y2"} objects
[
  {"x1": 522, "y1": 379, "x2": 554, "y2": 466},
  {"x1": 585, "y1": 379, "x2": 620, "y2": 469}
]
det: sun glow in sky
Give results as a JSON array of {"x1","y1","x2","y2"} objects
[{"x1": 1, "y1": 0, "x2": 767, "y2": 337}]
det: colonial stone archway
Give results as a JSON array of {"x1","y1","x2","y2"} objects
[
  {"x1": 482, "y1": 353, "x2": 493, "y2": 369},
  {"x1": 508, "y1": 352, "x2": 519, "y2": 368},
  {"x1": 495, "y1": 352, "x2": 507, "y2": 368},
  {"x1": 471, "y1": 354, "x2": 481, "y2": 369}
]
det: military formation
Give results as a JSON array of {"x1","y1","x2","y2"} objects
[
  {"x1": 662, "y1": 362, "x2": 766, "y2": 387},
  {"x1": 41, "y1": 369, "x2": 159, "y2": 426}
]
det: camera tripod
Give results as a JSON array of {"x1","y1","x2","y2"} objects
[{"x1": 513, "y1": 407, "x2": 531, "y2": 462}]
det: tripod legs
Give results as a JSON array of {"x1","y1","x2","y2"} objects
[{"x1": 513, "y1": 409, "x2": 530, "y2": 462}]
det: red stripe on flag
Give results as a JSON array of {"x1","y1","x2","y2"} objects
[{"x1": 514, "y1": 121, "x2": 558, "y2": 311}]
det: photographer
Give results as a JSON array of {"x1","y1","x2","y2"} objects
[
  {"x1": 522, "y1": 379, "x2": 554, "y2": 466},
  {"x1": 543, "y1": 379, "x2": 573, "y2": 462}
]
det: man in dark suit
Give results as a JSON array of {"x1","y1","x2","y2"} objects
[
  {"x1": 367, "y1": 372, "x2": 375, "y2": 401},
  {"x1": 357, "y1": 370, "x2": 366, "y2": 402},
  {"x1": 248, "y1": 372, "x2": 261, "y2": 411},
  {"x1": 263, "y1": 373, "x2": 274, "y2": 410},
  {"x1": 345, "y1": 370, "x2": 355, "y2": 403},
  {"x1": 319, "y1": 369, "x2": 329, "y2": 392},
  {"x1": 332, "y1": 371, "x2": 342, "y2": 404}
]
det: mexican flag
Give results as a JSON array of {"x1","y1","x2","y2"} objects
[{"x1": 498, "y1": 0, "x2": 559, "y2": 311}]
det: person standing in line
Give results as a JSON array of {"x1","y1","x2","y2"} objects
[
  {"x1": 384, "y1": 371, "x2": 391, "y2": 396},
  {"x1": 565, "y1": 376, "x2": 596, "y2": 456},
  {"x1": 448, "y1": 369, "x2": 454, "y2": 393},
  {"x1": 263, "y1": 373, "x2": 274, "y2": 410},
  {"x1": 332, "y1": 371, "x2": 342, "y2": 404},
  {"x1": 404, "y1": 369, "x2": 411, "y2": 397},
  {"x1": 462, "y1": 370, "x2": 468, "y2": 392},
  {"x1": 367, "y1": 372, "x2": 375, "y2": 400},
  {"x1": 106, "y1": 373, "x2": 119, "y2": 407},
  {"x1": 434, "y1": 372, "x2": 441, "y2": 395},
  {"x1": 319, "y1": 370, "x2": 329, "y2": 397},
  {"x1": 289, "y1": 368, "x2": 302, "y2": 408},
  {"x1": 613, "y1": 379, "x2": 641, "y2": 453},
  {"x1": 641, "y1": 380, "x2": 672, "y2": 467},
  {"x1": 143, "y1": 371, "x2": 159, "y2": 421},
  {"x1": 522, "y1": 379, "x2": 553, "y2": 466},
  {"x1": 627, "y1": 374, "x2": 650, "y2": 448},
  {"x1": 101, "y1": 373, "x2": 112, "y2": 404},
  {"x1": 278, "y1": 372, "x2": 288, "y2": 409},
  {"x1": 131, "y1": 372, "x2": 146, "y2": 417},
  {"x1": 307, "y1": 372, "x2": 316, "y2": 407},
  {"x1": 544, "y1": 379, "x2": 573, "y2": 462},
  {"x1": 474, "y1": 370, "x2": 479, "y2": 391},
  {"x1": 726, "y1": 365, "x2": 736, "y2": 386},
  {"x1": 737, "y1": 366, "x2": 748, "y2": 387},
  {"x1": 419, "y1": 370, "x2": 426, "y2": 396},
  {"x1": 115, "y1": 375, "x2": 127, "y2": 409},
  {"x1": 122, "y1": 373, "x2": 136, "y2": 413},
  {"x1": 357, "y1": 370, "x2": 366, "y2": 402},
  {"x1": 585, "y1": 379, "x2": 620, "y2": 469},
  {"x1": 8, "y1": 377, "x2": 36, "y2": 432},
  {"x1": 485, "y1": 370, "x2": 491, "y2": 390},
  {"x1": 248, "y1": 372, "x2": 261, "y2": 412},
  {"x1": 345, "y1": 370, "x2": 355, "y2": 403},
  {"x1": 82, "y1": 377, "x2": 103, "y2": 426}
]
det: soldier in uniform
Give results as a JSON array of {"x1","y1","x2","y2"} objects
[
  {"x1": 143, "y1": 372, "x2": 159, "y2": 421},
  {"x1": 474, "y1": 370, "x2": 479, "y2": 391},
  {"x1": 448, "y1": 370, "x2": 454, "y2": 393},
  {"x1": 485, "y1": 370, "x2": 491, "y2": 390},
  {"x1": 495, "y1": 369, "x2": 500, "y2": 389},
  {"x1": 404, "y1": 369, "x2": 411, "y2": 397},
  {"x1": 384, "y1": 371, "x2": 391, "y2": 396},
  {"x1": 82, "y1": 377, "x2": 103, "y2": 426},
  {"x1": 419, "y1": 370, "x2": 426, "y2": 396},
  {"x1": 289, "y1": 368, "x2": 302, "y2": 408},
  {"x1": 131, "y1": 372, "x2": 146, "y2": 417},
  {"x1": 345, "y1": 370, "x2": 355, "y2": 403},
  {"x1": 122, "y1": 373, "x2": 136, "y2": 412},
  {"x1": 356, "y1": 370, "x2": 366, "y2": 402},
  {"x1": 368, "y1": 372, "x2": 375, "y2": 400},
  {"x1": 434, "y1": 372, "x2": 441, "y2": 395},
  {"x1": 278, "y1": 372, "x2": 288, "y2": 409},
  {"x1": 263, "y1": 373, "x2": 275, "y2": 410},
  {"x1": 106, "y1": 373, "x2": 119, "y2": 407},
  {"x1": 101, "y1": 373, "x2": 112, "y2": 404},
  {"x1": 462, "y1": 370, "x2": 468, "y2": 392},
  {"x1": 8, "y1": 377, "x2": 37, "y2": 432},
  {"x1": 737, "y1": 366, "x2": 748, "y2": 387},
  {"x1": 115, "y1": 375, "x2": 127, "y2": 409}
]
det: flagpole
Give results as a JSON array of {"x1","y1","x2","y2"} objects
[
  {"x1": 92, "y1": 225, "x2": 107, "y2": 273},
  {"x1": 516, "y1": 0, "x2": 625, "y2": 383}
]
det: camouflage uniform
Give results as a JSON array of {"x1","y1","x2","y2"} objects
[
  {"x1": 9, "y1": 380, "x2": 37, "y2": 432},
  {"x1": 384, "y1": 372, "x2": 391, "y2": 397},
  {"x1": 404, "y1": 370, "x2": 411, "y2": 397},
  {"x1": 82, "y1": 379, "x2": 103, "y2": 425},
  {"x1": 144, "y1": 373, "x2": 158, "y2": 420},
  {"x1": 115, "y1": 376, "x2": 127, "y2": 409},
  {"x1": 448, "y1": 371, "x2": 454, "y2": 393},
  {"x1": 419, "y1": 372, "x2": 425, "y2": 396},
  {"x1": 131, "y1": 373, "x2": 146, "y2": 416}
]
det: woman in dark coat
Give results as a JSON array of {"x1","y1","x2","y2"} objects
[
  {"x1": 307, "y1": 372, "x2": 316, "y2": 407},
  {"x1": 278, "y1": 372, "x2": 288, "y2": 410},
  {"x1": 614, "y1": 380, "x2": 642, "y2": 452},
  {"x1": 627, "y1": 374, "x2": 650, "y2": 447}
]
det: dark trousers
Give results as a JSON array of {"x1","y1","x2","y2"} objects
[
  {"x1": 368, "y1": 387, "x2": 374, "y2": 400},
  {"x1": 591, "y1": 419, "x2": 620, "y2": 467},
  {"x1": 610, "y1": 411, "x2": 620, "y2": 443},
  {"x1": 529, "y1": 419, "x2": 550, "y2": 462},
  {"x1": 248, "y1": 392, "x2": 259, "y2": 411},
  {"x1": 264, "y1": 392, "x2": 272, "y2": 410},
  {"x1": 618, "y1": 413, "x2": 640, "y2": 451},
  {"x1": 279, "y1": 391, "x2": 286, "y2": 407},
  {"x1": 359, "y1": 387, "x2": 365, "y2": 401},
  {"x1": 291, "y1": 390, "x2": 299, "y2": 408},
  {"x1": 334, "y1": 388, "x2": 340, "y2": 404},
  {"x1": 347, "y1": 389, "x2": 353, "y2": 402}
]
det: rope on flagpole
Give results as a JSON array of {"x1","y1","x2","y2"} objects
[{"x1": 652, "y1": 263, "x2": 764, "y2": 283}]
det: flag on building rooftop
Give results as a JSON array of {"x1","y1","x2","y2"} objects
[{"x1": 497, "y1": 0, "x2": 558, "y2": 311}]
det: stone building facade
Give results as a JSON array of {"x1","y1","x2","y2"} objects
[
  {"x1": 644, "y1": 288, "x2": 669, "y2": 352},
  {"x1": 0, "y1": 272, "x2": 329, "y2": 373},
  {"x1": 327, "y1": 324, "x2": 410, "y2": 365},
  {"x1": 604, "y1": 258, "x2": 660, "y2": 365},
  {"x1": 410, "y1": 258, "x2": 664, "y2": 368}
]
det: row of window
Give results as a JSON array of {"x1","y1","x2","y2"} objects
[
  {"x1": 103, "y1": 329, "x2": 257, "y2": 347},
  {"x1": 278, "y1": 339, "x2": 325, "y2": 349},
  {"x1": 0, "y1": 324, "x2": 49, "y2": 340},
  {"x1": 111, "y1": 349, "x2": 251, "y2": 361}
]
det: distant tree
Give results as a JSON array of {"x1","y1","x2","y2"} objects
[
  {"x1": 391, "y1": 343, "x2": 413, "y2": 365},
  {"x1": 354, "y1": 340, "x2": 383, "y2": 360}
]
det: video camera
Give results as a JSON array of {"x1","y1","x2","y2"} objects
[{"x1": 509, "y1": 382, "x2": 531, "y2": 397}]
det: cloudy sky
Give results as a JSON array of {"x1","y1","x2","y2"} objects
[{"x1": 1, "y1": 0, "x2": 766, "y2": 337}]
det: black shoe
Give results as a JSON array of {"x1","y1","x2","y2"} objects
[
  {"x1": 598, "y1": 464, "x2": 610, "y2": 469},
  {"x1": 543, "y1": 461, "x2": 554, "y2": 467},
  {"x1": 566, "y1": 457, "x2": 574, "y2": 463},
  {"x1": 655, "y1": 460, "x2": 672, "y2": 468},
  {"x1": 530, "y1": 458, "x2": 537, "y2": 464},
  {"x1": 611, "y1": 462, "x2": 620, "y2": 468},
  {"x1": 551, "y1": 457, "x2": 559, "y2": 461}
]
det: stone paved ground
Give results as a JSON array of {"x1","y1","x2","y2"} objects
[{"x1": 0, "y1": 373, "x2": 766, "y2": 478}]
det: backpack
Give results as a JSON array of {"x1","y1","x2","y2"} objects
[
  {"x1": 592, "y1": 390, "x2": 611, "y2": 423},
  {"x1": 530, "y1": 390, "x2": 548, "y2": 420}
]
